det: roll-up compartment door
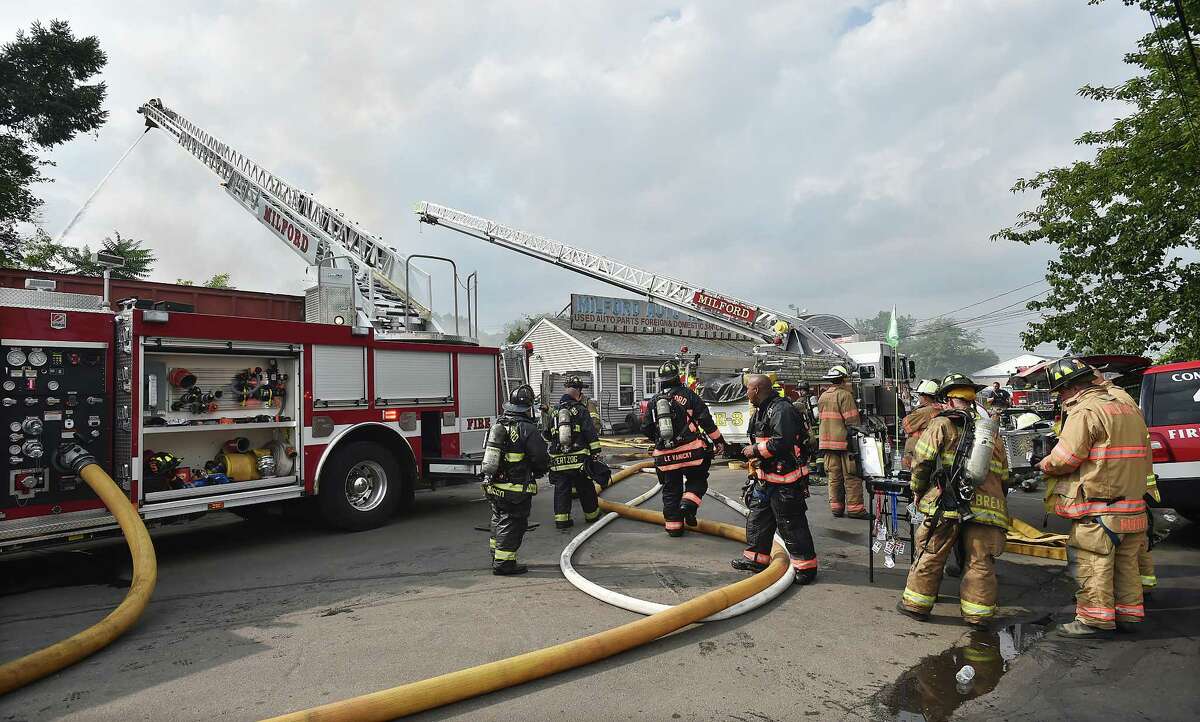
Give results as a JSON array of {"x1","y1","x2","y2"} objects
[
  {"x1": 375, "y1": 350, "x2": 453, "y2": 405},
  {"x1": 458, "y1": 353, "x2": 499, "y2": 454},
  {"x1": 312, "y1": 345, "x2": 366, "y2": 407}
]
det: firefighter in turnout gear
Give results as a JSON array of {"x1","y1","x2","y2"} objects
[
  {"x1": 733, "y1": 375, "x2": 819, "y2": 583},
  {"x1": 791, "y1": 381, "x2": 818, "y2": 463},
  {"x1": 1038, "y1": 357, "x2": 1155, "y2": 637},
  {"x1": 898, "y1": 373, "x2": 1010, "y2": 625},
  {"x1": 641, "y1": 360, "x2": 726, "y2": 536},
  {"x1": 902, "y1": 379, "x2": 944, "y2": 471},
  {"x1": 549, "y1": 376, "x2": 603, "y2": 530},
  {"x1": 482, "y1": 385, "x2": 551, "y2": 575},
  {"x1": 818, "y1": 365, "x2": 867, "y2": 518}
]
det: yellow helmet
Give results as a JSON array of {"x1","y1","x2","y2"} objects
[
  {"x1": 772, "y1": 320, "x2": 791, "y2": 335},
  {"x1": 915, "y1": 379, "x2": 940, "y2": 397},
  {"x1": 945, "y1": 387, "x2": 978, "y2": 402}
]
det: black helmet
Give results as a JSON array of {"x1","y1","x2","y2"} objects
[
  {"x1": 657, "y1": 360, "x2": 682, "y2": 385},
  {"x1": 1046, "y1": 356, "x2": 1095, "y2": 392},
  {"x1": 564, "y1": 375, "x2": 587, "y2": 390},
  {"x1": 509, "y1": 384, "x2": 535, "y2": 409},
  {"x1": 796, "y1": 381, "x2": 811, "y2": 392},
  {"x1": 940, "y1": 372, "x2": 984, "y2": 402}
]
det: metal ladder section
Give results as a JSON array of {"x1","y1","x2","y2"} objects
[
  {"x1": 138, "y1": 99, "x2": 467, "y2": 338},
  {"x1": 414, "y1": 202, "x2": 849, "y2": 360}
]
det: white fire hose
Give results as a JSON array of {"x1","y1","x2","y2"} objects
[{"x1": 560, "y1": 470, "x2": 796, "y2": 621}]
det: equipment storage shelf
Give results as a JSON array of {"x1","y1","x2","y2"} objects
[
  {"x1": 143, "y1": 421, "x2": 295, "y2": 435},
  {"x1": 139, "y1": 348, "x2": 302, "y2": 501}
]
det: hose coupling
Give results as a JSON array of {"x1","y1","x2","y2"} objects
[{"x1": 55, "y1": 442, "x2": 97, "y2": 474}]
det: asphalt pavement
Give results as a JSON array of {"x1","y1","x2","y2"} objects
[{"x1": 0, "y1": 460, "x2": 1196, "y2": 721}]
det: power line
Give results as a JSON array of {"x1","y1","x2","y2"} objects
[
  {"x1": 1151, "y1": 5, "x2": 1200, "y2": 150},
  {"x1": 915, "y1": 279, "x2": 1047, "y2": 323},
  {"x1": 1172, "y1": 0, "x2": 1200, "y2": 87}
]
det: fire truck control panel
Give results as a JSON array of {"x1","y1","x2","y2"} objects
[{"x1": 2, "y1": 341, "x2": 111, "y2": 506}]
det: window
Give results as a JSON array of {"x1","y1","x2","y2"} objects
[
  {"x1": 1149, "y1": 371, "x2": 1200, "y2": 427},
  {"x1": 617, "y1": 363, "x2": 636, "y2": 408},
  {"x1": 643, "y1": 367, "x2": 658, "y2": 397}
]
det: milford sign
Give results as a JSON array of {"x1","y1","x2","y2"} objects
[
  {"x1": 570, "y1": 294, "x2": 748, "y2": 340},
  {"x1": 691, "y1": 290, "x2": 759, "y2": 324}
]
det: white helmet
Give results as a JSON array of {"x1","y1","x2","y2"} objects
[
  {"x1": 823, "y1": 364, "x2": 850, "y2": 380},
  {"x1": 916, "y1": 379, "x2": 940, "y2": 397},
  {"x1": 1014, "y1": 412, "x2": 1043, "y2": 431}
]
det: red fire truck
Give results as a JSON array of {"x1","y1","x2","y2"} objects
[{"x1": 2, "y1": 100, "x2": 500, "y2": 551}]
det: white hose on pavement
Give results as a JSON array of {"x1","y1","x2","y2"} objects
[{"x1": 560, "y1": 473, "x2": 795, "y2": 622}]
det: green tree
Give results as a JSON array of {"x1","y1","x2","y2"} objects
[
  {"x1": 0, "y1": 20, "x2": 107, "y2": 266},
  {"x1": 854, "y1": 310, "x2": 918, "y2": 342},
  {"x1": 504, "y1": 312, "x2": 555, "y2": 343},
  {"x1": 993, "y1": 0, "x2": 1200, "y2": 360},
  {"x1": 40, "y1": 231, "x2": 155, "y2": 280},
  {"x1": 898, "y1": 317, "x2": 1000, "y2": 381},
  {"x1": 177, "y1": 272, "x2": 234, "y2": 288}
]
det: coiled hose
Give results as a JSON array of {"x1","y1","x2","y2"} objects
[
  {"x1": 262, "y1": 460, "x2": 788, "y2": 721},
  {"x1": 0, "y1": 447, "x2": 157, "y2": 695}
]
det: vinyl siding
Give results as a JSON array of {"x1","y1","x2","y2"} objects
[{"x1": 521, "y1": 319, "x2": 595, "y2": 404}]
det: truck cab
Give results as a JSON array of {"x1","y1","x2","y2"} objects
[{"x1": 1141, "y1": 360, "x2": 1200, "y2": 522}]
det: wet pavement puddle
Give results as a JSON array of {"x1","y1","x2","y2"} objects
[{"x1": 875, "y1": 616, "x2": 1052, "y2": 721}]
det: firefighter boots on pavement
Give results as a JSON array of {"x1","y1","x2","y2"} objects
[
  {"x1": 1056, "y1": 620, "x2": 1113, "y2": 639},
  {"x1": 795, "y1": 570, "x2": 817, "y2": 585},
  {"x1": 896, "y1": 601, "x2": 930, "y2": 621},
  {"x1": 493, "y1": 560, "x2": 529, "y2": 576},
  {"x1": 730, "y1": 556, "x2": 767, "y2": 573},
  {"x1": 556, "y1": 518, "x2": 575, "y2": 530},
  {"x1": 683, "y1": 507, "x2": 698, "y2": 527}
]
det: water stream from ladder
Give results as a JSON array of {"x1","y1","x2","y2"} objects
[{"x1": 53, "y1": 131, "x2": 148, "y2": 244}]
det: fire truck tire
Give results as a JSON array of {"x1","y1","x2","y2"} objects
[{"x1": 319, "y1": 441, "x2": 401, "y2": 531}]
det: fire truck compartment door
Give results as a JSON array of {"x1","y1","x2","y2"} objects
[
  {"x1": 374, "y1": 350, "x2": 452, "y2": 405},
  {"x1": 457, "y1": 353, "x2": 499, "y2": 454},
  {"x1": 312, "y1": 345, "x2": 367, "y2": 407}
]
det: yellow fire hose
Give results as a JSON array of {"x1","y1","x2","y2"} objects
[
  {"x1": 0, "y1": 460, "x2": 157, "y2": 695},
  {"x1": 262, "y1": 461, "x2": 788, "y2": 722}
]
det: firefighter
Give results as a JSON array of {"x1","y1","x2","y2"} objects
[
  {"x1": 482, "y1": 385, "x2": 551, "y2": 575},
  {"x1": 817, "y1": 365, "x2": 867, "y2": 518},
  {"x1": 548, "y1": 376, "x2": 603, "y2": 530},
  {"x1": 642, "y1": 360, "x2": 726, "y2": 536},
  {"x1": 897, "y1": 373, "x2": 1010, "y2": 625},
  {"x1": 732, "y1": 374, "x2": 819, "y2": 584},
  {"x1": 1038, "y1": 357, "x2": 1154, "y2": 637},
  {"x1": 792, "y1": 381, "x2": 818, "y2": 463},
  {"x1": 901, "y1": 379, "x2": 943, "y2": 472}
]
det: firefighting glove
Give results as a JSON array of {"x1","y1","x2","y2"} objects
[{"x1": 741, "y1": 478, "x2": 755, "y2": 509}]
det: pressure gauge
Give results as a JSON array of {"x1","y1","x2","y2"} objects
[
  {"x1": 6, "y1": 349, "x2": 26, "y2": 367},
  {"x1": 2, "y1": 380, "x2": 14, "y2": 391},
  {"x1": 27, "y1": 350, "x2": 48, "y2": 367}
]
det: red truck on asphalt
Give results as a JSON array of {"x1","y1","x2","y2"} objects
[{"x1": 1141, "y1": 360, "x2": 1200, "y2": 522}]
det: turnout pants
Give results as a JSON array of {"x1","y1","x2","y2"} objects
[
  {"x1": 659, "y1": 457, "x2": 711, "y2": 532},
  {"x1": 1068, "y1": 520, "x2": 1144, "y2": 629},
  {"x1": 901, "y1": 520, "x2": 1006, "y2": 623},
  {"x1": 741, "y1": 481, "x2": 818, "y2": 575},
  {"x1": 823, "y1": 451, "x2": 865, "y2": 514},
  {"x1": 1138, "y1": 511, "x2": 1156, "y2": 592},
  {"x1": 550, "y1": 469, "x2": 600, "y2": 524},
  {"x1": 488, "y1": 490, "x2": 532, "y2": 565}
]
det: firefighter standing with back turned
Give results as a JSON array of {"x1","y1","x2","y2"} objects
[
  {"x1": 901, "y1": 379, "x2": 944, "y2": 472},
  {"x1": 481, "y1": 385, "x2": 550, "y2": 576},
  {"x1": 818, "y1": 365, "x2": 868, "y2": 518},
  {"x1": 548, "y1": 376, "x2": 603, "y2": 530},
  {"x1": 897, "y1": 373, "x2": 1010, "y2": 625},
  {"x1": 732, "y1": 374, "x2": 819, "y2": 584},
  {"x1": 642, "y1": 360, "x2": 726, "y2": 536},
  {"x1": 1037, "y1": 357, "x2": 1154, "y2": 637}
]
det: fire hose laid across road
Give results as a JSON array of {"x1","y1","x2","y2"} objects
[{"x1": 0, "y1": 457, "x2": 791, "y2": 722}]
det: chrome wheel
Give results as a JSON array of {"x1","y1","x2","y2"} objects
[{"x1": 345, "y1": 460, "x2": 388, "y2": 512}]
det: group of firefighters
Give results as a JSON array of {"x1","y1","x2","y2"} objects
[{"x1": 480, "y1": 355, "x2": 1160, "y2": 639}]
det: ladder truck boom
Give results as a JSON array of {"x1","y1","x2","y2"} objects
[
  {"x1": 137, "y1": 98, "x2": 444, "y2": 336},
  {"x1": 414, "y1": 202, "x2": 852, "y2": 364}
]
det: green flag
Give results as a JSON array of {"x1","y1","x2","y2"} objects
[{"x1": 885, "y1": 305, "x2": 899, "y2": 348}]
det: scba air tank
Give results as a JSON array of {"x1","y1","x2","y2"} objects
[
  {"x1": 557, "y1": 407, "x2": 574, "y2": 448},
  {"x1": 655, "y1": 396, "x2": 674, "y2": 440},
  {"x1": 482, "y1": 422, "x2": 508, "y2": 477},
  {"x1": 964, "y1": 414, "x2": 1000, "y2": 486}
]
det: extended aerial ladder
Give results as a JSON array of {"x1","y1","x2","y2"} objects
[
  {"x1": 414, "y1": 202, "x2": 853, "y2": 371},
  {"x1": 137, "y1": 99, "x2": 475, "y2": 341}
]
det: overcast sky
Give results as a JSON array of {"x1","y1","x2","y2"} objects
[{"x1": 5, "y1": 1, "x2": 1149, "y2": 358}]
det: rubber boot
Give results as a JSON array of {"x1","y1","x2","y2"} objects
[
  {"x1": 682, "y1": 506, "x2": 698, "y2": 528},
  {"x1": 831, "y1": 508, "x2": 845, "y2": 518},
  {"x1": 556, "y1": 519, "x2": 575, "y2": 530},
  {"x1": 730, "y1": 558, "x2": 766, "y2": 573},
  {"x1": 896, "y1": 601, "x2": 930, "y2": 621},
  {"x1": 846, "y1": 509, "x2": 870, "y2": 520},
  {"x1": 794, "y1": 570, "x2": 817, "y2": 586},
  {"x1": 1116, "y1": 621, "x2": 1141, "y2": 633},
  {"x1": 1055, "y1": 621, "x2": 1113, "y2": 639},
  {"x1": 492, "y1": 560, "x2": 529, "y2": 576},
  {"x1": 667, "y1": 528, "x2": 684, "y2": 537}
]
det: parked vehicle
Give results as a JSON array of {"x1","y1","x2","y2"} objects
[{"x1": 1141, "y1": 360, "x2": 1200, "y2": 522}]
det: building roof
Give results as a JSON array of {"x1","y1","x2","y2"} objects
[
  {"x1": 542, "y1": 317, "x2": 757, "y2": 361},
  {"x1": 972, "y1": 354, "x2": 1052, "y2": 379}
]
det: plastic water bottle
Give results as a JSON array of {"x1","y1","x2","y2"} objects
[{"x1": 955, "y1": 665, "x2": 975, "y2": 686}]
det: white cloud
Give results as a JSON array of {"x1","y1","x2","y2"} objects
[{"x1": 3, "y1": 0, "x2": 1147, "y2": 354}]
